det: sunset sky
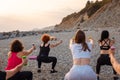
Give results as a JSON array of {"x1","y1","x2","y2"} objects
[{"x1": 0, "y1": 0, "x2": 100, "y2": 32}]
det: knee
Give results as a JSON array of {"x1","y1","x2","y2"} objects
[{"x1": 54, "y1": 57, "x2": 57, "y2": 62}]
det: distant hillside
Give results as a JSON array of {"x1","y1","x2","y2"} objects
[
  {"x1": 54, "y1": 0, "x2": 112, "y2": 30},
  {"x1": 41, "y1": 26, "x2": 55, "y2": 31},
  {"x1": 32, "y1": 26, "x2": 54, "y2": 31},
  {"x1": 75, "y1": 0, "x2": 120, "y2": 29}
]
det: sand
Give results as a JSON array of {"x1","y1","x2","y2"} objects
[{"x1": 0, "y1": 27, "x2": 120, "y2": 80}]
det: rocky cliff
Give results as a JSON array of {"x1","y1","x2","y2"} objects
[
  {"x1": 54, "y1": 0, "x2": 120, "y2": 30},
  {"x1": 76, "y1": 0, "x2": 120, "y2": 29}
]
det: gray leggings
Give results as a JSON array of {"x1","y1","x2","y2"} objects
[{"x1": 64, "y1": 65, "x2": 97, "y2": 80}]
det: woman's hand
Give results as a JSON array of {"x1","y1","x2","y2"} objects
[
  {"x1": 50, "y1": 36, "x2": 57, "y2": 41},
  {"x1": 32, "y1": 44, "x2": 36, "y2": 50},
  {"x1": 70, "y1": 38, "x2": 74, "y2": 44},
  {"x1": 50, "y1": 40, "x2": 62, "y2": 48},
  {"x1": 88, "y1": 37, "x2": 93, "y2": 44}
]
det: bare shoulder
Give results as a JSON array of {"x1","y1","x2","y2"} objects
[
  {"x1": 8, "y1": 51, "x2": 12, "y2": 58},
  {"x1": 17, "y1": 51, "x2": 25, "y2": 58},
  {"x1": 41, "y1": 43, "x2": 50, "y2": 47},
  {"x1": 8, "y1": 51, "x2": 11, "y2": 55}
]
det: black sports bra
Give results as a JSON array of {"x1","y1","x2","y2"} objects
[{"x1": 100, "y1": 39, "x2": 110, "y2": 50}]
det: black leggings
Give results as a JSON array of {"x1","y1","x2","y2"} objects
[
  {"x1": 37, "y1": 56, "x2": 57, "y2": 70},
  {"x1": 96, "y1": 54, "x2": 117, "y2": 74},
  {"x1": 8, "y1": 71, "x2": 33, "y2": 80},
  {"x1": 0, "y1": 71, "x2": 6, "y2": 80}
]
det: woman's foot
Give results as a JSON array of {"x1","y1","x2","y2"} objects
[{"x1": 50, "y1": 69, "x2": 57, "y2": 73}]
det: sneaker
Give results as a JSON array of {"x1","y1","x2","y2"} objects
[
  {"x1": 37, "y1": 69, "x2": 41, "y2": 73},
  {"x1": 50, "y1": 70, "x2": 57, "y2": 73}
]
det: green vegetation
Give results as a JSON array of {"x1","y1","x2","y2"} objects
[
  {"x1": 61, "y1": 0, "x2": 111, "y2": 23},
  {"x1": 79, "y1": 0, "x2": 111, "y2": 17}
]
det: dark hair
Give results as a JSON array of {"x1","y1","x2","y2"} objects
[
  {"x1": 100, "y1": 30, "x2": 109, "y2": 42},
  {"x1": 41, "y1": 34, "x2": 50, "y2": 43},
  {"x1": 74, "y1": 29, "x2": 90, "y2": 52},
  {"x1": 10, "y1": 39, "x2": 24, "y2": 52}
]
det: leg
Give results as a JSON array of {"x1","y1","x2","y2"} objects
[
  {"x1": 47, "y1": 56, "x2": 57, "y2": 70},
  {"x1": 37, "y1": 56, "x2": 43, "y2": 72},
  {"x1": 96, "y1": 55, "x2": 106, "y2": 80},
  {"x1": 96, "y1": 61, "x2": 101, "y2": 74},
  {"x1": 48, "y1": 57, "x2": 57, "y2": 73},
  {"x1": 105, "y1": 55, "x2": 117, "y2": 75},
  {"x1": 42, "y1": 56, "x2": 57, "y2": 70},
  {"x1": 43, "y1": 56, "x2": 57, "y2": 73},
  {"x1": 96, "y1": 60, "x2": 101, "y2": 80},
  {"x1": 19, "y1": 71, "x2": 33, "y2": 80},
  {"x1": 52, "y1": 57, "x2": 57, "y2": 70},
  {"x1": 96, "y1": 56, "x2": 102, "y2": 75},
  {"x1": 37, "y1": 60, "x2": 42, "y2": 69},
  {"x1": 37, "y1": 56, "x2": 42, "y2": 68},
  {"x1": 0, "y1": 71, "x2": 6, "y2": 80},
  {"x1": 8, "y1": 71, "x2": 33, "y2": 80},
  {"x1": 106, "y1": 56, "x2": 118, "y2": 80},
  {"x1": 113, "y1": 69, "x2": 118, "y2": 80}
]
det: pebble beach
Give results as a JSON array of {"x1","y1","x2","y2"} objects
[{"x1": 0, "y1": 27, "x2": 120, "y2": 80}]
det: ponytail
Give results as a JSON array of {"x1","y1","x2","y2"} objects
[{"x1": 82, "y1": 42, "x2": 91, "y2": 52}]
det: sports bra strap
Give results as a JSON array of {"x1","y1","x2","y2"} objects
[
  {"x1": 102, "y1": 39, "x2": 110, "y2": 46},
  {"x1": 42, "y1": 43, "x2": 50, "y2": 47}
]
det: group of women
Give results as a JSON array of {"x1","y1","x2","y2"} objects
[
  {"x1": 64, "y1": 30, "x2": 120, "y2": 80},
  {"x1": 0, "y1": 39, "x2": 35, "y2": 80},
  {"x1": 0, "y1": 33, "x2": 62, "y2": 80},
  {"x1": 0, "y1": 29, "x2": 120, "y2": 80}
]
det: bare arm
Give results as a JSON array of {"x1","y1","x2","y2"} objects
[
  {"x1": 88, "y1": 37, "x2": 94, "y2": 48},
  {"x1": 69, "y1": 39, "x2": 74, "y2": 49},
  {"x1": 22, "y1": 45, "x2": 36, "y2": 56},
  {"x1": 6, "y1": 58, "x2": 27, "y2": 80},
  {"x1": 50, "y1": 40, "x2": 62, "y2": 48},
  {"x1": 7, "y1": 52, "x2": 11, "y2": 59},
  {"x1": 110, "y1": 38, "x2": 115, "y2": 46},
  {"x1": 109, "y1": 49, "x2": 120, "y2": 75}
]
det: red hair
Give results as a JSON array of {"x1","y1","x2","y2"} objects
[{"x1": 41, "y1": 34, "x2": 50, "y2": 43}]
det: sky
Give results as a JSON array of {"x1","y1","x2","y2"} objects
[{"x1": 0, "y1": 0, "x2": 99, "y2": 32}]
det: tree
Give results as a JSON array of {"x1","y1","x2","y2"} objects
[{"x1": 86, "y1": 0, "x2": 91, "y2": 7}]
